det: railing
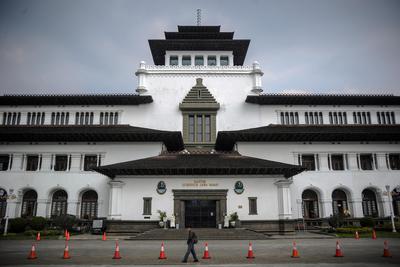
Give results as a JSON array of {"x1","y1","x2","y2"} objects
[{"x1": 144, "y1": 65, "x2": 254, "y2": 71}]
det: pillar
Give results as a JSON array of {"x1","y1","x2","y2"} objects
[
  {"x1": 251, "y1": 61, "x2": 263, "y2": 95},
  {"x1": 347, "y1": 153, "x2": 359, "y2": 171},
  {"x1": 67, "y1": 200, "x2": 79, "y2": 217},
  {"x1": 350, "y1": 197, "x2": 364, "y2": 218},
  {"x1": 319, "y1": 153, "x2": 329, "y2": 171},
  {"x1": 69, "y1": 154, "x2": 82, "y2": 171},
  {"x1": 108, "y1": 180, "x2": 125, "y2": 220},
  {"x1": 275, "y1": 179, "x2": 293, "y2": 219},
  {"x1": 135, "y1": 61, "x2": 147, "y2": 95},
  {"x1": 36, "y1": 198, "x2": 49, "y2": 218},
  {"x1": 321, "y1": 198, "x2": 333, "y2": 218},
  {"x1": 376, "y1": 153, "x2": 388, "y2": 170}
]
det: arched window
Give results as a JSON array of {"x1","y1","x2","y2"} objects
[
  {"x1": 302, "y1": 189, "x2": 319, "y2": 219},
  {"x1": 80, "y1": 190, "x2": 98, "y2": 219},
  {"x1": 21, "y1": 190, "x2": 37, "y2": 217},
  {"x1": 51, "y1": 190, "x2": 68, "y2": 217},
  {"x1": 332, "y1": 189, "x2": 348, "y2": 216},
  {"x1": 392, "y1": 187, "x2": 400, "y2": 216},
  {"x1": 0, "y1": 188, "x2": 7, "y2": 218},
  {"x1": 362, "y1": 189, "x2": 378, "y2": 217}
]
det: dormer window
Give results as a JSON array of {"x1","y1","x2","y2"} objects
[
  {"x1": 195, "y1": 56, "x2": 204, "y2": 66},
  {"x1": 220, "y1": 56, "x2": 229, "y2": 66},
  {"x1": 169, "y1": 56, "x2": 178, "y2": 66},
  {"x1": 207, "y1": 56, "x2": 216, "y2": 66},
  {"x1": 182, "y1": 56, "x2": 191, "y2": 66}
]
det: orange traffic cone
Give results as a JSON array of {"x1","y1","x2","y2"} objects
[
  {"x1": 27, "y1": 244, "x2": 38, "y2": 260},
  {"x1": 36, "y1": 232, "x2": 41, "y2": 241},
  {"x1": 158, "y1": 241, "x2": 167, "y2": 259},
  {"x1": 64, "y1": 229, "x2": 68, "y2": 237},
  {"x1": 202, "y1": 242, "x2": 211, "y2": 259},
  {"x1": 112, "y1": 240, "x2": 122, "y2": 259},
  {"x1": 334, "y1": 241, "x2": 344, "y2": 257},
  {"x1": 102, "y1": 232, "x2": 107, "y2": 241},
  {"x1": 355, "y1": 231, "x2": 359, "y2": 240},
  {"x1": 62, "y1": 242, "x2": 71, "y2": 259},
  {"x1": 372, "y1": 229, "x2": 377, "y2": 240},
  {"x1": 246, "y1": 242, "x2": 255, "y2": 259},
  {"x1": 382, "y1": 240, "x2": 392, "y2": 258},
  {"x1": 66, "y1": 231, "x2": 70, "y2": 241},
  {"x1": 291, "y1": 241, "x2": 300, "y2": 258}
]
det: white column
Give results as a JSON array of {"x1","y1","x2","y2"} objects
[
  {"x1": 11, "y1": 153, "x2": 23, "y2": 171},
  {"x1": 347, "y1": 153, "x2": 359, "y2": 171},
  {"x1": 70, "y1": 154, "x2": 82, "y2": 171},
  {"x1": 36, "y1": 198, "x2": 49, "y2": 218},
  {"x1": 251, "y1": 61, "x2": 263, "y2": 95},
  {"x1": 321, "y1": 198, "x2": 333, "y2": 218},
  {"x1": 349, "y1": 197, "x2": 364, "y2": 218},
  {"x1": 319, "y1": 153, "x2": 329, "y2": 171},
  {"x1": 274, "y1": 179, "x2": 293, "y2": 219},
  {"x1": 229, "y1": 55, "x2": 234, "y2": 66},
  {"x1": 376, "y1": 153, "x2": 388, "y2": 170},
  {"x1": 41, "y1": 154, "x2": 52, "y2": 171},
  {"x1": 67, "y1": 200, "x2": 79, "y2": 217},
  {"x1": 108, "y1": 180, "x2": 125, "y2": 220},
  {"x1": 135, "y1": 61, "x2": 147, "y2": 95}
]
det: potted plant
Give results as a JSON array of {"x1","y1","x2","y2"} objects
[
  {"x1": 229, "y1": 212, "x2": 239, "y2": 228},
  {"x1": 157, "y1": 210, "x2": 167, "y2": 227}
]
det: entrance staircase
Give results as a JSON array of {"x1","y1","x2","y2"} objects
[{"x1": 127, "y1": 228, "x2": 269, "y2": 240}]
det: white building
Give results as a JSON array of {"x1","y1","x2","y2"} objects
[{"x1": 0, "y1": 24, "x2": 399, "y2": 234}]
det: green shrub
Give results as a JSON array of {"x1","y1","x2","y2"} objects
[
  {"x1": 53, "y1": 214, "x2": 77, "y2": 231},
  {"x1": 28, "y1": 216, "x2": 47, "y2": 231},
  {"x1": 43, "y1": 229, "x2": 63, "y2": 236},
  {"x1": 360, "y1": 217, "x2": 375, "y2": 227},
  {"x1": 9, "y1": 218, "x2": 28, "y2": 233},
  {"x1": 380, "y1": 222, "x2": 400, "y2": 231},
  {"x1": 336, "y1": 227, "x2": 372, "y2": 234},
  {"x1": 328, "y1": 214, "x2": 345, "y2": 228},
  {"x1": 24, "y1": 230, "x2": 38, "y2": 236}
]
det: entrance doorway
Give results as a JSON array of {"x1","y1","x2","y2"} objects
[{"x1": 185, "y1": 200, "x2": 216, "y2": 228}]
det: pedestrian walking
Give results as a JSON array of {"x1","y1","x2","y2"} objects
[{"x1": 182, "y1": 227, "x2": 199, "y2": 263}]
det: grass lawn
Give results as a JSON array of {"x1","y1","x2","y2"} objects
[{"x1": 336, "y1": 231, "x2": 400, "y2": 238}]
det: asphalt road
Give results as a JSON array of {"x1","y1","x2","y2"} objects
[{"x1": 0, "y1": 238, "x2": 399, "y2": 266}]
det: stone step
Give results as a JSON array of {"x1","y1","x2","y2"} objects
[{"x1": 128, "y1": 228, "x2": 269, "y2": 240}]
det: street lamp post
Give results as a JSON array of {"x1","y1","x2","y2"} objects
[{"x1": 385, "y1": 185, "x2": 397, "y2": 233}]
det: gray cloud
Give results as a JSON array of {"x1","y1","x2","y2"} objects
[{"x1": 0, "y1": 0, "x2": 399, "y2": 95}]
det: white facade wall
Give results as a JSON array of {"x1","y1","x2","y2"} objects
[
  {"x1": 237, "y1": 142, "x2": 400, "y2": 219},
  {"x1": 0, "y1": 142, "x2": 162, "y2": 219},
  {"x1": 111, "y1": 176, "x2": 283, "y2": 221}
]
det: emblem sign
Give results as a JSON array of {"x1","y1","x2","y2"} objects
[
  {"x1": 234, "y1": 181, "x2": 244, "y2": 194},
  {"x1": 156, "y1": 181, "x2": 167, "y2": 194}
]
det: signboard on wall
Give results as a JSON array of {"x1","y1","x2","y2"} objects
[{"x1": 182, "y1": 179, "x2": 218, "y2": 187}]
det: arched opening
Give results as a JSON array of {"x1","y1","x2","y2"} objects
[
  {"x1": 332, "y1": 189, "x2": 349, "y2": 216},
  {"x1": 80, "y1": 190, "x2": 98, "y2": 220},
  {"x1": 392, "y1": 186, "x2": 400, "y2": 216},
  {"x1": 0, "y1": 188, "x2": 7, "y2": 218},
  {"x1": 362, "y1": 189, "x2": 378, "y2": 217},
  {"x1": 21, "y1": 190, "x2": 38, "y2": 217},
  {"x1": 302, "y1": 189, "x2": 319, "y2": 219},
  {"x1": 51, "y1": 190, "x2": 68, "y2": 217}
]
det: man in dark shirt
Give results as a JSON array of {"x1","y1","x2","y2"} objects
[{"x1": 182, "y1": 227, "x2": 199, "y2": 263}]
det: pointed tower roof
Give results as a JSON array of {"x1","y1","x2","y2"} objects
[{"x1": 179, "y1": 78, "x2": 220, "y2": 111}]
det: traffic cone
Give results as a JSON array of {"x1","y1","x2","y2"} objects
[
  {"x1": 291, "y1": 241, "x2": 300, "y2": 258},
  {"x1": 112, "y1": 240, "x2": 122, "y2": 259},
  {"x1": 372, "y1": 229, "x2": 377, "y2": 240},
  {"x1": 382, "y1": 240, "x2": 392, "y2": 258},
  {"x1": 64, "y1": 229, "x2": 68, "y2": 237},
  {"x1": 62, "y1": 242, "x2": 71, "y2": 259},
  {"x1": 27, "y1": 244, "x2": 38, "y2": 260},
  {"x1": 102, "y1": 232, "x2": 107, "y2": 241},
  {"x1": 355, "y1": 231, "x2": 359, "y2": 240},
  {"x1": 36, "y1": 232, "x2": 41, "y2": 241},
  {"x1": 334, "y1": 241, "x2": 344, "y2": 257},
  {"x1": 202, "y1": 242, "x2": 211, "y2": 259},
  {"x1": 158, "y1": 241, "x2": 167, "y2": 259},
  {"x1": 246, "y1": 242, "x2": 255, "y2": 259},
  {"x1": 66, "y1": 231, "x2": 70, "y2": 241}
]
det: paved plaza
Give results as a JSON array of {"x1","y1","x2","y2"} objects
[{"x1": 0, "y1": 238, "x2": 399, "y2": 266}]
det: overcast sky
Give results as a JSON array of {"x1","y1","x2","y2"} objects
[{"x1": 0, "y1": 0, "x2": 399, "y2": 95}]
